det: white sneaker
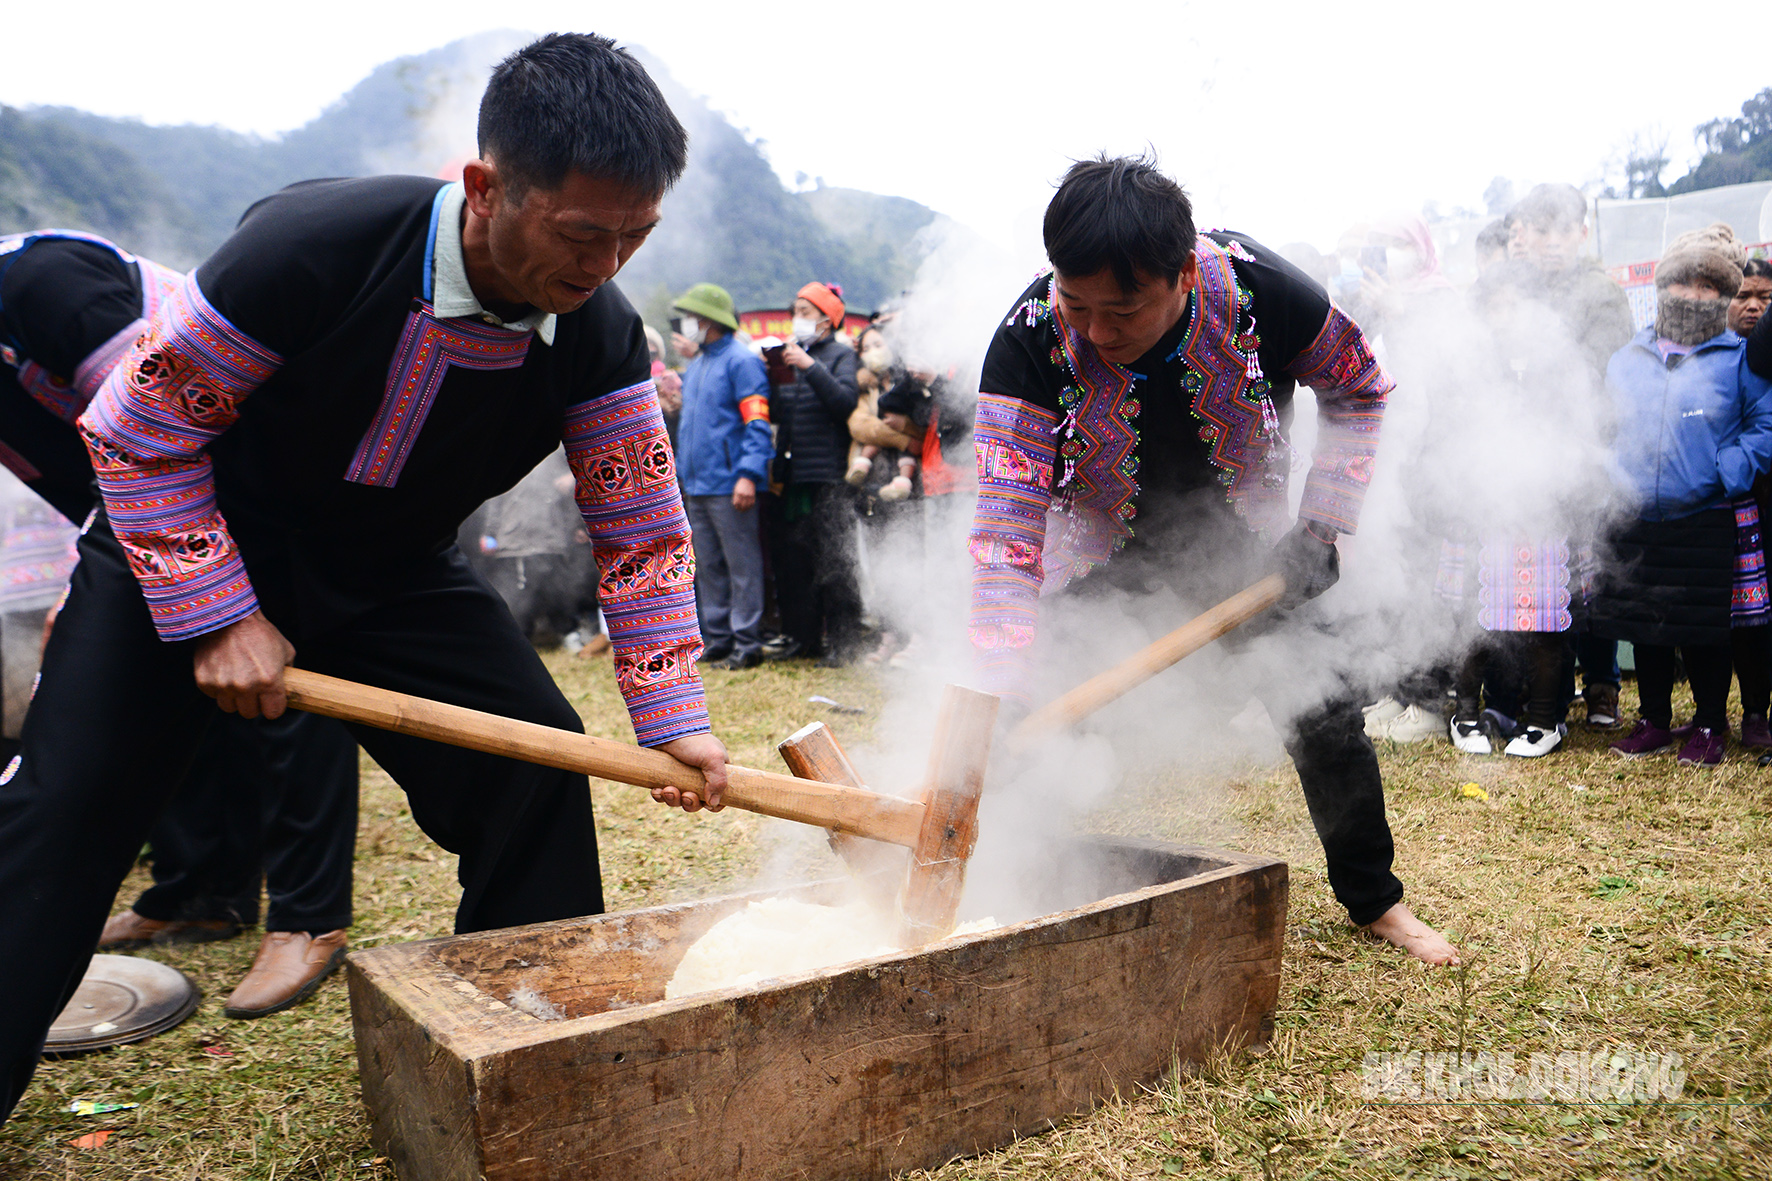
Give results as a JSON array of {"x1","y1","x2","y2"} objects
[
  {"x1": 1504, "y1": 723, "x2": 1566, "y2": 758},
  {"x1": 1363, "y1": 696, "x2": 1405, "y2": 737},
  {"x1": 1449, "y1": 715, "x2": 1492, "y2": 755},
  {"x1": 1381, "y1": 704, "x2": 1441, "y2": 743}
]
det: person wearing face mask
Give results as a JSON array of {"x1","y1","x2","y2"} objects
[
  {"x1": 669, "y1": 283, "x2": 773, "y2": 669},
  {"x1": 846, "y1": 327, "x2": 918, "y2": 499},
  {"x1": 766, "y1": 281, "x2": 863, "y2": 666},
  {"x1": 1350, "y1": 215, "x2": 1454, "y2": 335},
  {"x1": 1597, "y1": 225, "x2": 1772, "y2": 766},
  {"x1": 1341, "y1": 215, "x2": 1459, "y2": 746}
]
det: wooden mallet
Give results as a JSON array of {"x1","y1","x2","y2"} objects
[
  {"x1": 280, "y1": 670, "x2": 998, "y2": 946},
  {"x1": 776, "y1": 574, "x2": 1290, "y2": 936},
  {"x1": 1006, "y1": 573, "x2": 1287, "y2": 752}
]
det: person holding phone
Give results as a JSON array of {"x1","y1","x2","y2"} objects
[{"x1": 766, "y1": 282, "x2": 863, "y2": 665}]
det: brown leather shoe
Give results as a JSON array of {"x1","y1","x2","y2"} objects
[
  {"x1": 223, "y1": 930, "x2": 348, "y2": 1019},
  {"x1": 98, "y1": 910, "x2": 240, "y2": 950}
]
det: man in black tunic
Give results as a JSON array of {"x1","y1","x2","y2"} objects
[
  {"x1": 0, "y1": 33, "x2": 729, "y2": 1120},
  {"x1": 970, "y1": 156, "x2": 1457, "y2": 965}
]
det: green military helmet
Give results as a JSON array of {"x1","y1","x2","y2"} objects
[{"x1": 672, "y1": 283, "x2": 739, "y2": 332}]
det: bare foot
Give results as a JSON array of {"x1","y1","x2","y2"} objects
[{"x1": 1363, "y1": 902, "x2": 1461, "y2": 966}]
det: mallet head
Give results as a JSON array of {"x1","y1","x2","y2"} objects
[{"x1": 897, "y1": 685, "x2": 999, "y2": 945}]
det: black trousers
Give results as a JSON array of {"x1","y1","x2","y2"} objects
[
  {"x1": 0, "y1": 519, "x2": 603, "y2": 1121},
  {"x1": 0, "y1": 369, "x2": 97, "y2": 525},
  {"x1": 1732, "y1": 626, "x2": 1771, "y2": 718},
  {"x1": 1636, "y1": 643, "x2": 1733, "y2": 730},
  {"x1": 772, "y1": 483, "x2": 864, "y2": 658},
  {"x1": 1276, "y1": 692, "x2": 1405, "y2": 926},
  {"x1": 484, "y1": 550, "x2": 597, "y2": 643},
  {"x1": 1456, "y1": 631, "x2": 1566, "y2": 728},
  {"x1": 1079, "y1": 522, "x2": 1405, "y2": 928},
  {"x1": 133, "y1": 710, "x2": 359, "y2": 933}
]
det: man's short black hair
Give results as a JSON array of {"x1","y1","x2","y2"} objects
[
  {"x1": 1743, "y1": 257, "x2": 1772, "y2": 282},
  {"x1": 1513, "y1": 183, "x2": 1587, "y2": 232},
  {"x1": 1476, "y1": 218, "x2": 1510, "y2": 257},
  {"x1": 1044, "y1": 154, "x2": 1196, "y2": 292},
  {"x1": 478, "y1": 33, "x2": 688, "y2": 199}
]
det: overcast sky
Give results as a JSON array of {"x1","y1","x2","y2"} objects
[{"x1": 5, "y1": 0, "x2": 1764, "y2": 257}]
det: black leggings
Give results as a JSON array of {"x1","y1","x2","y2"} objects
[
  {"x1": 1635, "y1": 643, "x2": 1733, "y2": 730},
  {"x1": 0, "y1": 520, "x2": 605, "y2": 1123},
  {"x1": 1731, "y1": 626, "x2": 1770, "y2": 718},
  {"x1": 1455, "y1": 632, "x2": 1566, "y2": 728}
]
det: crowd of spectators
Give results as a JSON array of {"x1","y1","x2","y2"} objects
[
  {"x1": 1354, "y1": 182, "x2": 1772, "y2": 766},
  {"x1": 644, "y1": 280, "x2": 975, "y2": 672},
  {"x1": 458, "y1": 180, "x2": 1772, "y2": 767}
]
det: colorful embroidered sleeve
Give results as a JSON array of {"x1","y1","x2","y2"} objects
[
  {"x1": 77, "y1": 275, "x2": 280, "y2": 640},
  {"x1": 1284, "y1": 307, "x2": 1393, "y2": 534},
  {"x1": 564, "y1": 380, "x2": 711, "y2": 745},
  {"x1": 969, "y1": 391, "x2": 1059, "y2": 703}
]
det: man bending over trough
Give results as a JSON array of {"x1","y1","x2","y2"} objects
[
  {"x1": 969, "y1": 155, "x2": 1458, "y2": 966},
  {"x1": 0, "y1": 32, "x2": 729, "y2": 1120}
]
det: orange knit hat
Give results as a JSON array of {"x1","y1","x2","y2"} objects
[{"x1": 796, "y1": 281, "x2": 845, "y2": 327}]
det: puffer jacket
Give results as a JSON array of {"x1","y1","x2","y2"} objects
[
  {"x1": 676, "y1": 334, "x2": 773, "y2": 496},
  {"x1": 771, "y1": 334, "x2": 859, "y2": 485},
  {"x1": 1606, "y1": 327, "x2": 1772, "y2": 521}
]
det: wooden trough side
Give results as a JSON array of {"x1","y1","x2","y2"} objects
[{"x1": 347, "y1": 838, "x2": 1287, "y2": 1181}]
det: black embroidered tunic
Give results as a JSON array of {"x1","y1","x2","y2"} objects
[
  {"x1": 75, "y1": 177, "x2": 708, "y2": 742},
  {"x1": 969, "y1": 231, "x2": 1393, "y2": 699}
]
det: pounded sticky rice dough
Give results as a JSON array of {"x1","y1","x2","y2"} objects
[{"x1": 665, "y1": 898, "x2": 996, "y2": 1000}]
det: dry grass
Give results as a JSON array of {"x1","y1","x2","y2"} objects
[{"x1": 2, "y1": 657, "x2": 1768, "y2": 1179}]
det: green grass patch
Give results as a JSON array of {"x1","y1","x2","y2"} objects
[{"x1": 2, "y1": 659, "x2": 1768, "y2": 1178}]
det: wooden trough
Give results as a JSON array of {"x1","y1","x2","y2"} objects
[{"x1": 347, "y1": 836, "x2": 1287, "y2": 1181}]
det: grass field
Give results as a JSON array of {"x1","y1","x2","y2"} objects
[{"x1": 1, "y1": 650, "x2": 1767, "y2": 1179}]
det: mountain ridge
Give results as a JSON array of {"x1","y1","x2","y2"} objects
[{"x1": 0, "y1": 33, "x2": 934, "y2": 317}]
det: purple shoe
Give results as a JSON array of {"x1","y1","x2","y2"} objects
[
  {"x1": 1676, "y1": 726, "x2": 1727, "y2": 767},
  {"x1": 1611, "y1": 719, "x2": 1676, "y2": 758},
  {"x1": 1741, "y1": 714, "x2": 1772, "y2": 750}
]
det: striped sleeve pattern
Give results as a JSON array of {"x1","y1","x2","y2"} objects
[
  {"x1": 77, "y1": 275, "x2": 280, "y2": 640},
  {"x1": 1284, "y1": 307, "x2": 1392, "y2": 534},
  {"x1": 565, "y1": 381, "x2": 710, "y2": 745},
  {"x1": 968, "y1": 392, "x2": 1058, "y2": 703}
]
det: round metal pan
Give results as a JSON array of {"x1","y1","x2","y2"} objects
[{"x1": 44, "y1": 954, "x2": 201, "y2": 1055}]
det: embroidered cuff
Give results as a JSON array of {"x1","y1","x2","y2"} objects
[
  {"x1": 78, "y1": 274, "x2": 279, "y2": 640},
  {"x1": 1288, "y1": 309, "x2": 1390, "y2": 535},
  {"x1": 566, "y1": 380, "x2": 711, "y2": 744},
  {"x1": 968, "y1": 392, "x2": 1057, "y2": 699},
  {"x1": 1298, "y1": 424, "x2": 1380, "y2": 534}
]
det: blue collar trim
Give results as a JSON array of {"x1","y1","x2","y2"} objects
[{"x1": 422, "y1": 185, "x2": 448, "y2": 303}]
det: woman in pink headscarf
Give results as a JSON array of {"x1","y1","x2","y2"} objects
[{"x1": 1354, "y1": 214, "x2": 1455, "y2": 330}]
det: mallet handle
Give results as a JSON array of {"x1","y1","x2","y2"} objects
[
  {"x1": 282, "y1": 668, "x2": 925, "y2": 847},
  {"x1": 1007, "y1": 573, "x2": 1287, "y2": 749}
]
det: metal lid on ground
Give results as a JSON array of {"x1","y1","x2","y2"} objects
[{"x1": 44, "y1": 954, "x2": 201, "y2": 1055}]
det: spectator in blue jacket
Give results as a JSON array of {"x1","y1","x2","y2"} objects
[
  {"x1": 1595, "y1": 226, "x2": 1772, "y2": 766},
  {"x1": 671, "y1": 283, "x2": 774, "y2": 669}
]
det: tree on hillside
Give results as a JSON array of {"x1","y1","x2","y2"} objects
[{"x1": 1664, "y1": 86, "x2": 1772, "y2": 194}]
